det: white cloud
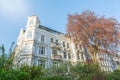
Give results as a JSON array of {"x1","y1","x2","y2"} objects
[{"x1": 0, "y1": 0, "x2": 30, "y2": 19}]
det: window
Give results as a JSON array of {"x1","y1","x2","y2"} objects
[
  {"x1": 75, "y1": 44, "x2": 78, "y2": 49},
  {"x1": 55, "y1": 40, "x2": 58, "y2": 45},
  {"x1": 52, "y1": 49, "x2": 57, "y2": 56},
  {"x1": 67, "y1": 43, "x2": 69, "y2": 48},
  {"x1": 81, "y1": 54, "x2": 84, "y2": 60},
  {"x1": 27, "y1": 31, "x2": 32, "y2": 38},
  {"x1": 50, "y1": 38, "x2": 53, "y2": 42},
  {"x1": 22, "y1": 59, "x2": 28, "y2": 64},
  {"x1": 77, "y1": 53, "x2": 80, "y2": 60},
  {"x1": 79, "y1": 44, "x2": 82, "y2": 50},
  {"x1": 53, "y1": 61, "x2": 59, "y2": 67},
  {"x1": 68, "y1": 53, "x2": 71, "y2": 59},
  {"x1": 29, "y1": 20, "x2": 34, "y2": 25},
  {"x1": 63, "y1": 42, "x2": 65, "y2": 47},
  {"x1": 64, "y1": 52, "x2": 67, "y2": 59},
  {"x1": 41, "y1": 35, "x2": 44, "y2": 42},
  {"x1": 24, "y1": 43, "x2": 30, "y2": 52},
  {"x1": 38, "y1": 60, "x2": 45, "y2": 68},
  {"x1": 39, "y1": 46, "x2": 45, "y2": 55}
]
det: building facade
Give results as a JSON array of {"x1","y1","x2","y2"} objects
[{"x1": 14, "y1": 15, "x2": 120, "y2": 72}]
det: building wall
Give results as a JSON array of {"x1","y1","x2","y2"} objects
[{"x1": 14, "y1": 15, "x2": 119, "y2": 71}]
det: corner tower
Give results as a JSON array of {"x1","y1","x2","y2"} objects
[
  {"x1": 26, "y1": 15, "x2": 40, "y2": 27},
  {"x1": 14, "y1": 15, "x2": 40, "y2": 66}
]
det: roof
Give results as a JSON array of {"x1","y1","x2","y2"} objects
[{"x1": 38, "y1": 25, "x2": 65, "y2": 35}]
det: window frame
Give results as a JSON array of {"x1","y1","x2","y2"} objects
[
  {"x1": 38, "y1": 60, "x2": 45, "y2": 68},
  {"x1": 41, "y1": 35, "x2": 45, "y2": 42},
  {"x1": 39, "y1": 46, "x2": 46, "y2": 55},
  {"x1": 64, "y1": 52, "x2": 67, "y2": 59},
  {"x1": 27, "y1": 31, "x2": 32, "y2": 38},
  {"x1": 29, "y1": 20, "x2": 34, "y2": 25},
  {"x1": 68, "y1": 53, "x2": 71, "y2": 59},
  {"x1": 24, "y1": 43, "x2": 30, "y2": 53}
]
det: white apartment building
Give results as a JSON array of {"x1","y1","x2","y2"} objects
[{"x1": 14, "y1": 15, "x2": 119, "y2": 72}]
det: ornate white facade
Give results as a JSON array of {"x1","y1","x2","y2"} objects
[{"x1": 14, "y1": 15, "x2": 120, "y2": 72}]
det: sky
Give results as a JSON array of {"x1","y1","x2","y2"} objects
[{"x1": 0, "y1": 0, "x2": 120, "y2": 53}]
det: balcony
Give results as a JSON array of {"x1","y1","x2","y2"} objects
[
  {"x1": 51, "y1": 54, "x2": 62, "y2": 60},
  {"x1": 50, "y1": 42, "x2": 61, "y2": 49},
  {"x1": 66, "y1": 48, "x2": 72, "y2": 52}
]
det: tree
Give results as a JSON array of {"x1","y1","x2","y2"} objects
[
  {"x1": 70, "y1": 63, "x2": 105, "y2": 80},
  {"x1": 0, "y1": 42, "x2": 16, "y2": 70},
  {"x1": 66, "y1": 10, "x2": 120, "y2": 63},
  {"x1": 19, "y1": 65, "x2": 44, "y2": 80},
  {"x1": 0, "y1": 45, "x2": 7, "y2": 69},
  {"x1": 45, "y1": 62, "x2": 73, "y2": 80},
  {"x1": 106, "y1": 67, "x2": 120, "y2": 80}
]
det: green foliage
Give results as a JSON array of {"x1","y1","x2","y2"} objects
[
  {"x1": 0, "y1": 44, "x2": 15, "y2": 70},
  {"x1": 46, "y1": 62, "x2": 70, "y2": 76},
  {"x1": 0, "y1": 65, "x2": 44, "y2": 80},
  {"x1": 0, "y1": 45, "x2": 7, "y2": 69},
  {"x1": 41, "y1": 76, "x2": 70, "y2": 80},
  {"x1": 106, "y1": 68, "x2": 120, "y2": 80},
  {"x1": 70, "y1": 63, "x2": 105, "y2": 80},
  {"x1": 0, "y1": 68, "x2": 28, "y2": 80},
  {"x1": 20, "y1": 65, "x2": 44, "y2": 80},
  {"x1": 0, "y1": 45, "x2": 44, "y2": 80},
  {"x1": 0, "y1": 44, "x2": 120, "y2": 80}
]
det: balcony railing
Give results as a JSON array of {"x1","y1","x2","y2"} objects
[
  {"x1": 51, "y1": 54, "x2": 62, "y2": 60},
  {"x1": 50, "y1": 42, "x2": 61, "y2": 49}
]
